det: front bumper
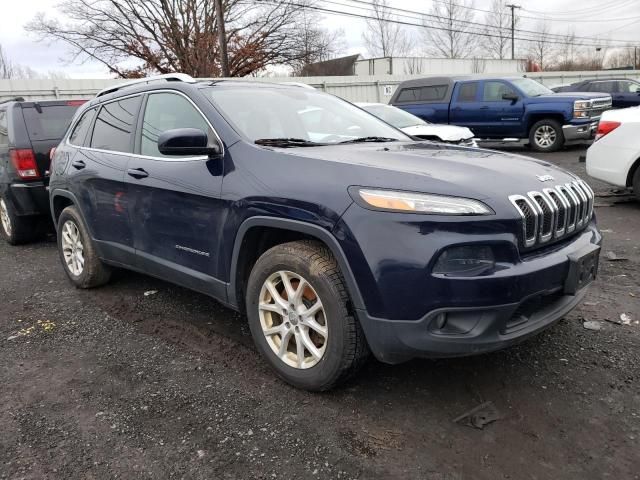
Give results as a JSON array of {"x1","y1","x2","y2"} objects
[
  {"x1": 562, "y1": 121, "x2": 598, "y2": 142},
  {"x1": 350, "y1": 225, "x2": 601, "y2": 364}
]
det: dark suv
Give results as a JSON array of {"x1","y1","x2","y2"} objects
[
  {"x1": 49, "y1": 74, "x2": 601, "y2": 391},
  {"x1": 0, "y1": 97, "x2": 85, "y2": 244}
]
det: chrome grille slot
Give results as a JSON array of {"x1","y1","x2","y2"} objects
[{"x1": 510, "y1": 180, "x2": 593, "y2": 249}]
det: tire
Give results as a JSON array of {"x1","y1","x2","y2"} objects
[
  {"x1": 0, "y1": 195, "x2": 38, "y2": 245},
  {"x1": 633, "y1": 166, "x2": 640, "y2": 203},
  {"x1": 529, "y1": 119, "x2": 564, "y2": 152},
  {"x1": 245, "y1": 240, "x2": 369, "y2": 391},
  {"x1": 57, "y1": 205, "x2": 111, "y2": 288}
]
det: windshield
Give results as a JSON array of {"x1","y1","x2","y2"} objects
[
  {"x1": 361, "y1": 104, "x2": 428, "y2": 129},
  {"x1": 510, "y1": 78, "x2": 554, "y2": 97},
  {"x1": 206, "y1": 87, "x2": 410, "y2": 144}
]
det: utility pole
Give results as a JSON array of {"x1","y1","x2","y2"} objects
[
  {"x1": 214, "y1": 0, "x2": 230, "y2": 77},
  {"x1": 506, "y1": 4, "x2": 521, "y2": 60}
]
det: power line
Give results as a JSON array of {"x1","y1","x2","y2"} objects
[{"x1": 322, "y1": 0, "x2": 637, "y2": 47}]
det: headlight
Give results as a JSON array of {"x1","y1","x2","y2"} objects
[
  {"x1": 574, "y1": 100, "x2": 592, "y2": 110},
  {"x1": 355, "y1": 188, "x2": 494, "y2": 215}
]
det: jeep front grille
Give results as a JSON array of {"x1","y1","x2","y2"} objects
[{"x1": 509, "y1": 180, "x2": 594, "y2": 248}]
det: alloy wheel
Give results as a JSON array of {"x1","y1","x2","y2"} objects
[
  {"x1": 534, "y1": 125, "x2": 557, "y2": 149},
  {"x1": 61, "y1": 220, "x2": 85, "y2": 276},
  {"x1": 0, "y1": 199, "x2": 11, "y2": 237},
  {"x1": 258, "y1": 270, "x2": 328, "y2": 369}
]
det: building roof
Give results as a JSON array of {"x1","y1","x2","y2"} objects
[{"x1": 300, "y1": 54, "x2": 363, "y2": 77}]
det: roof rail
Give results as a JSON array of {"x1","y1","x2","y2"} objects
[
  {"x1": 0, "y1": 96, "x2": 26, "y2": 105},
  {"x1": 96, "y1": 73, "x2": 196, "y2": 98}
]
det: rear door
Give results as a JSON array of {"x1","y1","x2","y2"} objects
[
  {"x1": 67, "y1": 95, "x2": 141, "y2": 262},
  {"x1": 20, "y1": 101, "x2": 85, "y2": 179},
  {"x1": 126, "y1": 91, "x2": 226, "y2": 296},
  {"x1": 449, "y1": 81, "x2": 490, "y2": 135},
  {"x1": 615, "y1": 80, "x2": 640, "y2": 108},
  {"x1": 478, "y1": 80, "x2": 524, "y2": 137}
]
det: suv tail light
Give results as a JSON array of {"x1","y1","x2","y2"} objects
[
  {"x1": 9, "y1": 149, "x2": 40, "y2": 179},
  {"x1": 595, "y1": 120, "x2": 621, "y2": 141}
]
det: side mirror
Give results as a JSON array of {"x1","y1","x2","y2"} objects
[
  {"x1": 502, "y1": 93, "x2": 519, "y2": 102},
  {"x1": 157, "y1": 128, "x2": 222, "y2": 157}
]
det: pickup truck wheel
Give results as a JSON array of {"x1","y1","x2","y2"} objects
[
  {"x1": 245, "y1": 240, "x2": 369, "y2": 391},
  {"x1": 0, "y1": 196, "x2": 37, "y2": 245},
  {"x1": 529, "y1": 119, "x2": 564, "y2": 152},
  {"x1": 57, "y1": 206, "x2": 111, "y2": 288}
]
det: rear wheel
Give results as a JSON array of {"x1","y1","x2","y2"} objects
[
  {"x1": 529, "y1": 119, "x2": 564, "y2": 152},
  {"x1": 57, "y1": 206, "x2": 111, "y2": 288},
  {"x1": 245, "y1": 240, "x2": 369, "y2": 391},
  {"x1": 0, "y1": 195, "x2": 38, "y2": 245}
]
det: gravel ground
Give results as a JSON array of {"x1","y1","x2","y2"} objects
[{"x1": 1, "y1": 144, "x2": 639, "y2": 480}]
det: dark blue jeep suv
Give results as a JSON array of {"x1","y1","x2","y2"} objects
[{"x1": 49, "y1": 74, "x2": 601, "y2": 390}]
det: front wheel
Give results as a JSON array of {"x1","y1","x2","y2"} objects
[
  {"x1": 529, "y1": 119, "x2": 564, "y2": 152},
  {"x1": 633, "y1": 167, "x2": 640, "y2": 203},
  {"x1": 245, "y1": 240, "x2": 369, "y2": 391}
]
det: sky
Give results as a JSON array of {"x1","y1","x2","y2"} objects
[{"x1": 1, "y1": 0, "x2": 639, "y2": 79}]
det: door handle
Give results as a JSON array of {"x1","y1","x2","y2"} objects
[
  {"x1": 127, "y1": 168, "x2": 149, "y2": 179},
  {"x1": 71, "y1": 159, "x2": 86, "y2": 170}
]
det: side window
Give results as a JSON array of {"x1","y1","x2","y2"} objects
[
  {"x1": 90, "y1": 96, "x2": 141, "y2": 153},
  {"x1": 419, "y1": 85, "x2": 448, "y2": 101},
  {"x1": 618, "y1": 81, "x2": 639, "y2": 93},
  {"x1": 588, "y1": 82, "x2": 616, "y2": 93},
  {"x1": 141, "y1": 92, "x2": 211, "y2": 158},
  {"x1": 482, "y1": 81, "x2": 516, "y2": 101},
  {"x1": 396, "y1": 88, "x2": 419, "y2": 103},
  {"x1": 0, "y1": 109, "x2": 7, "y2": 146},
  {"x1": 69, "y1": 108, "x2": 96, "y2": 146},
  {"x1": 457, "y1": 82, "x2": 479, "y2": 102}
]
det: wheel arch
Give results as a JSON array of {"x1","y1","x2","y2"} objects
[
  {"x1": 626, "y1": 156, "x2": 640, "y2": 187},
  {"x1": 227, "y1": 216, "x2": 365, "y2": 314},
  {"x1": 50, "y1": 189, "x2": 80, "y2": 228},
  {"x1": 526, "y1": 113, "x2": 565, "y2": 133}
]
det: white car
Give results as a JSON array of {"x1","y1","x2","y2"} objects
[
  {"x1": 586, "y1": 106, "x2": 640, "y2": 200},
  {"x1": 357, "y1": 102, "x2": 477, "y2": 147}
]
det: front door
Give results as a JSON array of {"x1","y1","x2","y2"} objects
[
  {"x1": 478, "y1": 80, "x2": 524, "y2": 138},
  {"x1": 615, "y1": 80, "x2": 640, "y2": 108},
  {"x1": 126, "y1": 91, "x2": 226, "y2": 297}
]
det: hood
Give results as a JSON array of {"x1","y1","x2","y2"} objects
[
  {"x1": 279, "y1": 142, "x2": 579, "y2": 207},
  {"x1": 528, "y1": 92, "x2": 611, "y2": 102},
  {"x1": 401, "y1": 124, "x2": 474, "y2": 142}
]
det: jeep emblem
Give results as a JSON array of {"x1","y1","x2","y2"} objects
[{"x1": 537, "y1": 174, "x2": 555, "y2": 182}]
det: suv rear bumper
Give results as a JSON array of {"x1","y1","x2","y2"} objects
[{"x1": 7, "y1": 182, "x2": 49, "y2": 216}]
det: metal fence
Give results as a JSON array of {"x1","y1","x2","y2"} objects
[{"x1": 2, "y1": 70, "x2": 640, "y2": 104}]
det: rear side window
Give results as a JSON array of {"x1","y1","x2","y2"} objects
[
  {"x1": 617, "y1": 81, "x2": 640, "y2": 93},
  {"x1": 458, "y1": 82, "x2": 479, "y2": 102},
  {"x1": 396, "y1": 85, "x2": 448, "y2": 103},
  {"x1": 68, "y1": 108, "x2": 96, "y2": 146},
  {"x1": 588, "y1": 81, "x2": 616, "y2": 93},
  {"x1": 0, "y1": 109, "x2": 7, "y2": 146},
  {"x1": 90, "y1": 96, "x2": 141, "y2": 153},
  {"x1": 21, "y1": 105, "x2": 80, "y2": 141},
  {"x1": 140, "y1": 92, "x2": 210, "y2": 157}
]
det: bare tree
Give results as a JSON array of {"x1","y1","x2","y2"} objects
[
  {"x1": 0, "y1": 44, "x2": 15, "y2": 79},
  {"x1": 362, "y1": 0, "x2": 411, "y2": 57},
  {"x1": 291, "y1": 5, "x2": 345, "y2": 76},
  {"x1": 421, "y1": 0, "x2": 477, "y2": 59},
  {"x1": 606, "y1": 44, "x2": 637, "y2": 69},
  {"x1": 554, "y1": 29, "x2": 580, "y2": 70},
  {"x1": 527, "y1": 20, "x2": 555, "y2": 70},
  {"x1": 27, "y1": 0, "x2": 323, "y2": 78},
  {"x1": 482, "y1": 0, "x2": 518, "y2": 60}
]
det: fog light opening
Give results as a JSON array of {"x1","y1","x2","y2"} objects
[{"x1": 434, "y1": 313, "x2": 448, "y2": 330}]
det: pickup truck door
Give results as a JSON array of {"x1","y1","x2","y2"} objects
[
  {"x1": 614, "y1": 80, "x2": 640, "y2": 108},
  {"x1": 477, "y1": 80, "x2": 525, "y2": 138},
  {"x1": 448, "y1": 81, "x2": 490, "y2": 136}
]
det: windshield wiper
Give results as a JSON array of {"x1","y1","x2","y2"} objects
[
  {"x1": 255, "y1": 138, "x2": 326, "y2": 148},
  {"x1": 338, "y1": 136, "x2": 399, "y2": 144}
]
